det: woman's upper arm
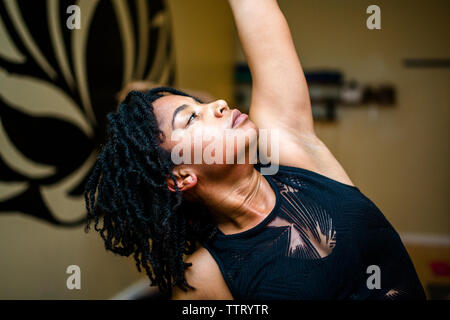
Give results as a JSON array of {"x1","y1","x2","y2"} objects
[{"x1": 228, "y1": 0, "x2": 314, "y2": 134}]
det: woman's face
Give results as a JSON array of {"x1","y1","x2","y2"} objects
[{"x1": 153, "y1": 94, "x2": 258, "y2": 180}]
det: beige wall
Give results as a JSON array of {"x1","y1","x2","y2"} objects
[
  {"x1": 0, "y1": 216, "x2": 143, "y2": 299},
  {"x1": 270, "y1": 0, "x2": 449, "y2": 236},
  {"x1": 168, "y1": 0, "x2": 235, "y2": 101}
]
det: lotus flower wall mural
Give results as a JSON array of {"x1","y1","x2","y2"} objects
[{"x1": 0, "y1": 0, "x2": 174, "y2": 226}]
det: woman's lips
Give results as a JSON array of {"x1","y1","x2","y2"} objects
[
  {"x1": 231, "y1": 110, "x2": 248, "y2": 128},
  {"x1": 233, "y1": 113, "x2": 248, "y2": 127}
]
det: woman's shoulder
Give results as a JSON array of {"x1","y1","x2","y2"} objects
[
  {"x1": 171, "y1": 245, "x2": 233, "y2": 300},
  {"x1": 257, "y1": 159, "x2": 356, "y2": 189},
  {"x1": 256, "y1": 133, "x2": 355, "y2": 187}
]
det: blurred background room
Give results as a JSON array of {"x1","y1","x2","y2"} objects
[{"x1": 0, "y1": 0, "x2": 448, "y2": 299}]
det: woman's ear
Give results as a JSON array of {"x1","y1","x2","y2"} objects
[{"x1": 167, "y1": 170, "x2": 197, "y2": 192}]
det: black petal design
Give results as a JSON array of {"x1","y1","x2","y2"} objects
[
  {"x1": 0, "y1": 181, "x2": 84, "y2": 226},
  {"x1": 0, "y1": 97, "x2": 93, "y2": 184}
]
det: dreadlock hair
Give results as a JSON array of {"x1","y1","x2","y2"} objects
[{"x1": 84, "y1": 86, "x2": 218, "y2": 296}]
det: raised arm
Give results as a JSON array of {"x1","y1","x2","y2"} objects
[
  {"x1": 228, "y1": 0, "x2": 313, "y2": 135},
  {"x1": 228, "y1": 0, "x2": 355, "y2": 186}
]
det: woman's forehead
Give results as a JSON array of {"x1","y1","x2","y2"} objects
[
  {"x1": 153, "y1": 94, "x2": 197, "y2": 130},
  {"x1": 153, "y1": 94, "x2": 196, "y2": 109}
]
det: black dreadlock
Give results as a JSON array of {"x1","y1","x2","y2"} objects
[{"x1": 84, "y1": 87, "x2": 217, "y2": 296}]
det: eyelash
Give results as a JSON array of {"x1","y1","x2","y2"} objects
[{"x1": 187, "y1": 111, "x2": 198, "y2": 126}]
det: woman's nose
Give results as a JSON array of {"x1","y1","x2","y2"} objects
[{"x1": 213, "y1": 99, "x2": 229, "y2": 117}]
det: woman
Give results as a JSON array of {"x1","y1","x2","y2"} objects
[{"x1": 85, "y1": 0, "x2": 425, "y2": 300}]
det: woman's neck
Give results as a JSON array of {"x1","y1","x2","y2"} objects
[{"x1": 198, "y1": 165, "x2": 276, "y2": 235}]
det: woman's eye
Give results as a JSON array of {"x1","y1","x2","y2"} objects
[{"x1": 187, "y1": 112, "x2": 197, "y2": 125}]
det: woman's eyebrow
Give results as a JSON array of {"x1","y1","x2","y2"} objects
[{"x1": 171, "y1": 104, "x2": 189, "y2": 129}]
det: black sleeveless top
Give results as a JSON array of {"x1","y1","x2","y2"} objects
[{"x1": 201, "y1": 164, "x2": 426, "y2": 300}]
